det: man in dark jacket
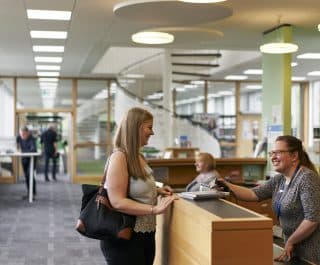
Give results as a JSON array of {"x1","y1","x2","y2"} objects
[
  {"x1": 41, "y1": 124, "x2": 58, "y2": 181},
  {"x1": 16, "y1": 126, "x2": 37, "y2": 198}
]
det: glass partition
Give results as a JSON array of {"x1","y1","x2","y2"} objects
[{"x1": 76, "y1": 80, "x2": 114, "y2": 176}]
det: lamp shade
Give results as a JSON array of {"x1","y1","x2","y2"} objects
[
  {"x1": 260, "y1": 42, "x2": 298, "y2": 54},
  {"x1": 132, "y1": 31, "x2": 174, "y2": 44}
]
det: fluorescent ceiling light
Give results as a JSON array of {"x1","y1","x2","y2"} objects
[
  {"x1": 27, "y1": 9, "x2": 71, "y2": 20},
  {"x1": 208, "y1": 93, "x2": 220, "y2": 98},
  {"x1": 260, "y1": 43, "x2": 298, "y2": 54},
  {"x1": 38, "y1": 78, "x2": 59, "y2": 82},
  {"x1": 291, "y1": 62, "x2": 298, "y2": 67},
  {"x1": 132, "y1": 31, "x2": 174, "y2": 44},
  {"x1": 37, "y1": 72, "x2": 60, "y2": 77},
  {"x1": 61, "y1": 99, "x2": 86, "y2": 106},
  {"x1": 246, "y1": 85, "x2": 262, "y2": 90},
  {"x1": 34, "y1": 57, "x2": 63, "y2": 63},
  {"x1": 191, "y1": 80, "x2": 205, "y2": 85},
  {"x1": 33, "y1": 45, "x2": 64, "y2": 52},
  {"x1": 180, "y1": 0, "x2": 226, "y2": 2},
  {"x1": 243, "y1": 69, "x2": 263, "y2": 75},
  {"x1": 307, "y1": 71, "x2": 320, "y2": 76},
  {"x1": 218, "y1": 91, "x2": 233, "y2": 96},
  {"x1": 30, "y1": 30, "x2": 67, "y2": 39},
  {"x1": 297, "y1": 53, "x2": 320, "y2": 59},
  {"x1": 292, "y1": 76, "x2": 306, "y2": 81},
  {"x1": 225, "y1": 75, "x2": 248, "y2": 80},
  {"x1": 36, "y1": 65, "x2": 61, "y2": 71},
  {"x1": 175, "y1": 87, "x2": 186, "y2": 92},
  {"x1": 123, "y1": 74, "x2": 145, "y2": 79},
  {"x1": 39, "y1": 82, "x2": 58, "y2": 88}
]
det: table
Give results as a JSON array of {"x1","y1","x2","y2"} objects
[{"x1": 0, "y1": 152, "x2": 41, "y2": 203}]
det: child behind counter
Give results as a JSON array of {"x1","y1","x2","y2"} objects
[{"x1": 186, "y1": 152, "x2": 221, "y2": 192}]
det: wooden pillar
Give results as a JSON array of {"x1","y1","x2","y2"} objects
[{"x1": 235, "y1": 81, "x2": 241, "y2": 157}]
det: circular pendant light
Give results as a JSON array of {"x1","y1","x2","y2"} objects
[
  {"x1": 260, "y1": 42, "x2": 298, "y2": 54},
  {"x1": 132, "y1": 31, "x2": 174, "y2": 44}
]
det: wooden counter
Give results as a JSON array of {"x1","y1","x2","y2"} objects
[
  {"x1": 149, "y1": 157, "x2": 267, "y2": 188},
  {"x1": 155, "y1": 197, "x2": 273, "y2": 265}
]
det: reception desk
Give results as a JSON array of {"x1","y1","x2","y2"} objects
[{"x1": 155, "y1": 197, "x2": 273, "y2": 265}]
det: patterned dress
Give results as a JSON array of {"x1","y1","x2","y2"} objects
[{"x1": 252, "y1": 167, "x2": 320, "y2": 264}]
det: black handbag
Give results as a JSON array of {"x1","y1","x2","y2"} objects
[{"x1": 75, "y1": 158, "x2": 136, "y2": 240}]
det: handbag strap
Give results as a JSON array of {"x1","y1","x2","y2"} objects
[{"x1": 100, "y1": 149, "x2": 130, "y2": 195}]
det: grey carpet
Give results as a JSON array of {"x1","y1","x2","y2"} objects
[{"x1": 0, "y1": 175, "x2": 106, "y2": 265}]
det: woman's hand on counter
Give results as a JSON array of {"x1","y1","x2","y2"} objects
[
  {"x1": 153, "y1": 194, "x2": 178, "y2": 215},
  {"x1": 157, "y1": 185, "x2": 173, "y2": 196}
]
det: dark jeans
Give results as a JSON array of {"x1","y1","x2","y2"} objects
[
  {"x1": 44, "y1": 153, "x2": 57, "y2": 180},
  {"x1": 21, "y1": 158, "x2": 36, "y2": 195},
  {"x1": 100, "y1": 231, "x2": 155, "y2": 265}
]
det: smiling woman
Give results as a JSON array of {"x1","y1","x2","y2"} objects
[
  {"x1": 100, "y1": 107, "x2": 177, "y2": 265},
  {"x1": 216, "y1": 135, "x2": 320, "y2": 264}
]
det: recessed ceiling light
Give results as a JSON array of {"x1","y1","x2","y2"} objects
[
  {"x1": 30, "y1": 31, "x2": 67, "y2": 39},
  {"x1": 208, "y1": 93, "x2": 220, "y2": 98},
  {"x1": 180, "y1": 0, "x2": 226, "y2": 2},
  {"x1": 39, "y1": 82, "x2": 58, "y2": 88},
  {"x1": 123, "y1": 74, "x2": 145, "y2": 78},
  {"x1": 218, "y1": 91, "x2": 233, "y2": 96},
  {"x1": 34, "y1": 57, "x2": 63, "y2": 63},
  {"x1": 307, "y1": 71, "x2": 320, "y2": 76},
  {"x1": 246, "y1": 85, "x2": 262, "y2": 90},
  {"x1": 175, "y1": 87, "x2": 186, "y2": 92},
  {"x1": 243, "y1": 69, "x2": 263, "y2": 75},
  {"x1": 27, "y1": 9, "x2": 71, "y2": 20},
  {"x1": 291, "y1": 62, "x2": 298, "y2": 67},
  {"x1": 33, "y1": 46, "x2": 64, "y2": 52},
  {"x1": 297, "y1": 53, "x2": 320, "y2": 59},
  {"x1": 225, "y1": 75, "x2": 248, "y2": 80},
  {"x1": 132, "y1": 31, "x2": 174, "y2": 44},
  {"x1": 292, "y1": 76, "x2": 306, "y2": 81},
  {"x1": 37, "y1": 72, "x2": 60, "y2": 77},
  {"x1": 36, "y1": 65, "x2": 61, "y2": 71},
  {"x1": 38, "y1": 78, "x2": 59, "y2": 82}
]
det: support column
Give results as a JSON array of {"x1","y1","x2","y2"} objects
[{"x1": 261, "y1": 25, "x2": 294, "y2": 171}]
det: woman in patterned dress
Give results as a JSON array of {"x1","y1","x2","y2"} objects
[{"x1": 217, "y1": 135, "x2": 320, "y2": 264}]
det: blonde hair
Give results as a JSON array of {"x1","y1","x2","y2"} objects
[
  {"x1": 196, "y1": 152, "x2": 216, "y2": 172},
  {"x1": 113, "y1": 107, "x2": 153, "y2": 180}
]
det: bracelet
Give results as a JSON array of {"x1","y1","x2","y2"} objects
[{"x1": 150, "y1": 206, "x2": 154, "y2": 215}]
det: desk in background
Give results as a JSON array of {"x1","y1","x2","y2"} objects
[{"x1": 0, "y1": 152, "x2": 41, "y2": 203}]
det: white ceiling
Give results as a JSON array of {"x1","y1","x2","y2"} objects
[{"x1": 1, "y1": 0, "x2": 320, "y2": 107}]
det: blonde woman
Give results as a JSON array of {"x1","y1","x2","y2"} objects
[
  {"x1": 100, "y1": 107, "x2": 176, "y2": 265},
  {"x1": 186, "y1": 152, "x2": 220, "y2": 192}
]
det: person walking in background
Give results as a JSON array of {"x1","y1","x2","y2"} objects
[
  {"x1": 216, "y1": 135, "x2": 320, "y2": 264},
  {"x1": 41, "y1": 124, "x2": 58, "y2": 181},
  {"x1": 100, "y1": 107, "x2": 177, "y2": 265},
  {"x1": 186, "y1": 152, "x2": 221, "y2": 192},
  {"x1": 16, "y1": 126, "x2": 37, "y2": 199}
]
